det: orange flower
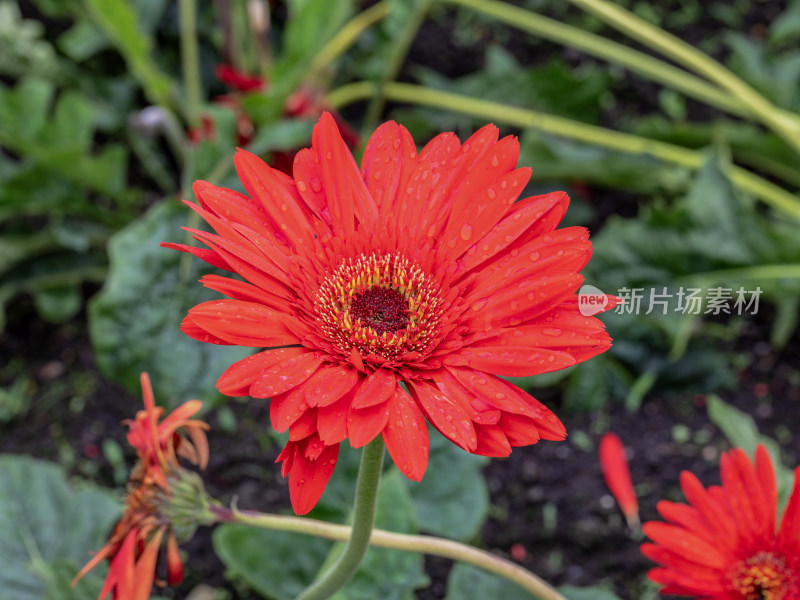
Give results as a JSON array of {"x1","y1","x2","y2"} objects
[
  {"x1": 164, "y1": 113, "x2": 615, "y2": 515},
  {"x1": 73, "y1": 373, "x2": 209, "y2": 600},
  {"x1": 642, "y1": 445, "x2": 800, "y2": 598},
  {"x1": 599, "y1": 432, "x2": 639, "y2": 527}
]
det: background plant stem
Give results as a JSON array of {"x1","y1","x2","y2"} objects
[
  {"x1": 326, "y1": 82, "x2": 800, "y2": 220},
  {"x1": 308, "y1": 1, "x2": 391, "y2": 78},
  {"x1": 566, "y1": 0, "x2": 800, "y2": 153},
  {"x1": 295, "y1": 438, "x2": 385, "y2": 600},
  {"x1": 442, "y1": 0, "x2": 757, "y2": 120},
  {"x1": 211, "y1": 505, "x2": 567, "y2": 600}
]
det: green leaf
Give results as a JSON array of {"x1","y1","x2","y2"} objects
[
  {"x1": 33, "y1": 285, "x2": 82, "y2": 324},
  {"x1": 213, "y1": 524, "x2": 332, "y2": 600},
  {"x1": 403, "y1": 431, "x2": 489, "y2": 541},
  {"x1": 559, "y1": 584, "x2": 623, "y2": 600},
  {"x1": 0, "y1": 2, "x2": 60, "y2": 79},
  {"x1": 85, "y1": 0, "x2": 172, "y2": 108},
  {"x1": 0, "y1": 455, "x2": 120, "y2": 600},
  {"x1": 0, "y1": 78, "x2": 131, "y2": 201},
  {"x1": 88, "y1": 200, "x2": 251, "y2": 407}
]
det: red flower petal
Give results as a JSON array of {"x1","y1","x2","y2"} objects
[
  {"x1": 250, "y1": 352, "x2": 325, "y2": 398},
  {"x1": 445, "y1": 345, "x2": 576, "y2": 377},
  {"x1": 317, "y1": 390, "x2": 352, "y2": 445},
  {"x1": 599, "y1": 432, "x2": 639, "y2": 528},
  {"x1": 287, "y1": 437, "x2": 339, "y2": 515},
  {"x1": 186, "y1": 299, "x2": 301, "y2": 347},
  {"x1": 348, "y1": 400, "x2": 390, "y2": 448},
  {"x1": 360, "y1": 121, "x2": 417, "y2": 217},
  {"x1": 382, "y1": 386, "x2": 429, "y2": 481},
  {"x1": 216, "y1": 348, "x2": 307, "y2": 396},
  {"x1": 233, "y1": 149, "x2": 314, "y2": 249},
  {"x1": 352, "y1": 368, "x2": 396, "y2": 409},
  {"x1": 457, "y1": 191, "x2": 569, "y2": 275},
  {"x1": 303, "y1": 364, "x2": 359, "y2": 407},
  {"x1": 269, "y1": 386, "x2": 308, "y2": 433},
  {"x1": 408, "y1": 379, "x2": 477, "y2": 452}
]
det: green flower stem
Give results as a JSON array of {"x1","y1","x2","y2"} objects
[
  {"x1": 308, "y1": 1, "x2": 391, "y2": 78},
  {"x1": 179, "y1": 0, "x2": 202, "y2": 127},
  {"x1": 442, "y1": 0, "x2": 752, "y2": 120},
  {"x1": 211, "y1": 505, "x2": 566, "y2": 600},
  {"x1": 362, "y1": 0, "x2": 435, "y2": 136},
  {"x1": 295, "y1": 437, "x2": 385, "y2": 600},
  {"x1": 326, "y1": 82, "x2": 800, "y2": 221},
  {"x1": 565, "y1": 0, "x2": 800, "y2": 153}
]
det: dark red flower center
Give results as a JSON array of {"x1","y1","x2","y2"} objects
[
  {"x1": 350, "y1": 288, "x2": 409, "y2": 335},
  {"x1": 313, "y1": 252, "x2": 445, "y2": 361},
  {"x1": 727, "y1": 551, "x2": 800, "y2": 600}
]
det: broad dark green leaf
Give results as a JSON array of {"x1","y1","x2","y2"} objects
[
  {"x1": 403, "y1": 431, "x2": 489, "y2": 542},
  {"x1": 0, "y1": 455, "x2": 120, "y2": 600},
  {"x1": 89, "y1": 199, "x2": 251, "y2": 406},
  {"x1": 213, "y1": 524, "x2": 332, "y2": 600}
]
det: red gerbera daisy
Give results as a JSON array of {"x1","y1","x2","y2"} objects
[
  {"x1": 163, "y1": 113, "x2": 614, "y2": 515},
  {"x1": 642, "y1": 445, "x2": 800, "y2": 598},
  {"x1": 74, "y1": 373, "x2": 209, "y2": 600}
]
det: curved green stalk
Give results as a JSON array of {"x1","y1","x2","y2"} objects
[
  {"x1": 326, "y1": 82, "x2": 800, "y2": 220},
  {"x1": 309, "y1": 1, "x2": 391, "y2": 77},
  {"x1": 295, "y1": 438, "x2": 385, "y2": 600},
  {"x1": 210, "y1": 505, "x2": 567, "y2": 600},
  {"x1": 442, "y1": 0, "x2": 747, "y2": 119},
  {"x1": 566, "y1": 0, "x2": 800, "y2": 153}
]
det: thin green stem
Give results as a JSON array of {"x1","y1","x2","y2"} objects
[
  {"x1": 210, "y1": 506, "x2": 566, "y2": 600},
  {"x1": 362, "y1": 0, "x2": 434, "y2": 135},
  {"x1": 308, "y1": 1, "x2": 391, "y2": 78},
  {"x1": 179, "y1": 0, "x2": 202, "y2": 127},
  {"x1": 326, "y1": 82, "x2": 800, "y2": 220},
  {"x1": 295, "y1": 438, "x2": 385, "y2": 600},
  {"x1": 566, "y1": 0, "x2": 800, "y2": 154}
]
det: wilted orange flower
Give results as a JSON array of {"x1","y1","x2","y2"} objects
[
  {"x1": 163, "y1": 113, "x2": 614, "y2": 514},
  {"x1": 74, "y1": 373, "x2": 209, "y2": 600},
  {"x1": 642, "y1": 445, "x2": 800, "y2": 598},
  {"x1": 599, "y1": 431, "x2": 639, "y2": 527}
]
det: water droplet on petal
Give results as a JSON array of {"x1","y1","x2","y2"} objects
[
  {"x1": 297, "y1": 181, "x2": 308, "y2": 192},
  {"x1": 460, "y1": 224, "x2": 473, "y2": 241},
  {"x1": 491, "y1": 155, "x2": 499, "y2": 167}
]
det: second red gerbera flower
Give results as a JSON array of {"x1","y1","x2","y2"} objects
[{"x1": 164, "y1": 113, "x2": 615, "y2": 514}]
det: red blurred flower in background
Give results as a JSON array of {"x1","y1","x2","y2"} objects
[
  {"x1": 642, "y1": 445, "x2": 800, "y2": 598},
  {"x1": 164, "y1": 113, "x2": 615, "y2": 514},
  {"x1": 599, "y1": 431, "x2": 639, "y2": 528},
  {"x1": 73, "y1": 373, "x2": 209, "y2": 600}
]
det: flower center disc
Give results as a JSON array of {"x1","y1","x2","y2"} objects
[
  {"x1": 350, "y1": 288, "x2": 409, "y2": 335},
  {"x1": 727, "y1": 551, "x2": 800, "y2": 600},
  {"x1": 314, "y1": 252, "x2": 445, "y2": 361}
]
